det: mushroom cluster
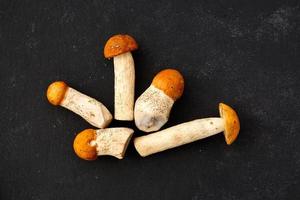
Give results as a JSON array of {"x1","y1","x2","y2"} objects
[{"x1": 46, "y1": 34, "x2": 240, "y2": 160}]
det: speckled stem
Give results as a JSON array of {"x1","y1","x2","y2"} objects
[
  {"x1": 60, "y1": 87, "x2": 112, "y2": 128},
  {"x1": 91, "y1": 128, "x2": 134, "y2": 159},
  {"x1": 134, "y1": 85, "x2": 174, "y2": 132},
  {"x1": 113, "y1": 52, "x2": 135, "y2": 121},
  {"x1": 134, "y1": 118, "x2": 225, "y2": 157}
]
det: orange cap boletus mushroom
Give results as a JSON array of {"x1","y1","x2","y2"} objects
[
  {"x1": 134, "y1": 69, "x2": 184, "y2": 133},
  {"x1": 73, "y1": 128, "x2": 134, "y2": 160},
  {"x1": 46, "y1": 81, "x2": 112, "y2": 128},
  {"x1": 104, "y1": 34, "x2": 138, "y2": 121},
  {"x1": 134, "y1": 103, "x2": 240, "y2": 157}
]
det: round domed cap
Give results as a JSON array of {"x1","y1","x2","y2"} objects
[
  {"x1": 46, "y1": 81, "x2": 68, "y2": 106},
  {"x1": 219, "y1": 103, "x2": 240, "y2": 145},
  {"x1": 73, "y1": 129, "x2": 97, "y2": 161},
  {"x1": 104, "y1": 34, "x2": 138, "y2": 58},
  {"x1": 152, "y1": 69, "x2": 184, "y2": 101}
]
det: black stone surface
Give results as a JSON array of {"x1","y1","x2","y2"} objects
[{"x1": 0, "y1": 1, "x2": 299, "y2": 199}]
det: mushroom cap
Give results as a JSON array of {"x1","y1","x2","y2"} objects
[
  {"x1": 219, "y1": 103, "x2": 240, "y2": 145},
  {"x1": 104, "y1": 34, "x2": 138, "y2": 58},
  {"x1": 73, "y1": 129, "x2": 97, "y2": 161},
  {"x1": 46, "y1": 81, "x2": 68, "y2": 106},
  {"x1": 152, "y1": 69, "x2": 184, "y2": 101}
]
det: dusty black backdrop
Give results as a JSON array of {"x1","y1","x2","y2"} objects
[{"x1": 0, "y1": 0, "x2": 299, "y2": 199}]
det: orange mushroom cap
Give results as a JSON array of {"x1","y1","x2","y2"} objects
[
  {"x1": 46, "y1": 81, "x2": 68, "y2": 106},
  {"x1": 152, "y1": 69, "x2": 184, "y2": 101},
  {"x1": 73, "y1": 129, "x2": 97, "y2": 161},
  {"x1": 104, "y1": 34, "x2": 138, "y2": 58},
  {"x1": 219, "y1": 103, "x2": 240, "y2": 145}
]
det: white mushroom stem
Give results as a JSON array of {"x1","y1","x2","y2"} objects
[
  {"x1": 134, "y1": 85, "x2": 174, "y2": 132},
  {"x1": 134, "y1": 118, "x2": 225, "y2": 157},
  {"x1": 60, "y1": 87, "x2": 112, "y2": 129},
  {"x1": 113, "y1": 52, "x2": 135, "y2": 121},
  {"x1": 90, "y1": 128, "x2": 134, "y2": 159}
]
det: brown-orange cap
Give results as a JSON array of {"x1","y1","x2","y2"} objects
[
  {"x1": 46, "y1": 81, "x2": 68, "y2": 106},
  {"x1": 219, "y1": 103, "x2": 240, "y2": 145},
  {"x1": 104, "y1": 34, "x2": 138, "y2": 58},
  {"x1": 151, "y1": 69, "x2": 184, "y2": 101},
  {"x1": 73, "y1": 129, "x2": 97, "y2": 161}
]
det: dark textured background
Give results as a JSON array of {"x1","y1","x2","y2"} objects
[{"x1": 0, "y1": 0, "x2": 299, "y2": 199}]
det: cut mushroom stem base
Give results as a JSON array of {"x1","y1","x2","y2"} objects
[
  {"x1": 90, "y1": 128, "x2": 134, "y2": 159},
  {"x1": 113, "y1": 52, "x2": 135, "y2": 121},
  {"x1": 134, "y1": 118, "x2": 225, "y2": 157}
]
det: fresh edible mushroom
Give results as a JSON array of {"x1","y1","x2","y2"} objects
[
  {"x1": 47, "y1": 81, "x2": 112, "y2": 128},
  {"x1": 134, "y1": 103, "x2": 240, "y2": 157},
  {"x1": 104, "y1": 34, "x2": 138, "y2": 121},
  {"x1": 73, "y1": 128, "x2": 134, "y2": 160},
  {"x1": 134, "y1": 69, "x2": 184, "y2": 132}
]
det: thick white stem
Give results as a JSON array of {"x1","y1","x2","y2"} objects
[
  {"x1": 134, "y1": 118, "x2": 225, "y2": 157},
  {"x1": 90, "y1": 128, "x2": 134, "y2": 159},
  {"x1": 60, "y1": 87, "x2": 112, "y2": 128},
  {"x1": 134, "y1": 85, "x2": 174, "y2": 132},
  {"x1": 113, "y1": 52, "x2": 135, "y2": 121}
]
